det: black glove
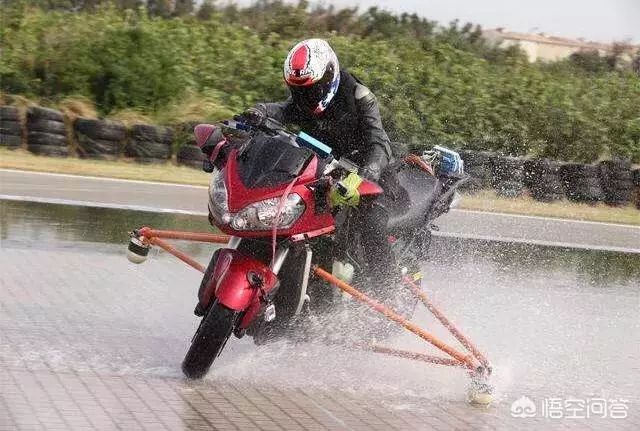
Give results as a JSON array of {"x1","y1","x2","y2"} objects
[{"x1": 236, "y1": 105, "x2": 267, "y2": 127}]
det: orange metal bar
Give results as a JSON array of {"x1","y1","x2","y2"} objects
[
  {"x1": 147, "y1": 237, "x2": 206, "y2": 273},
  {"x1": 313, "y1": 266, "x2": 477, "y2": 370},
  {"x1": 139, "y1": 227, "x2": 230, "y2": 244},
  {"x1": 356, "y1": 344, "x2": 465, "y2": 368},
  {"x1": 403, "y1": 277, "x2": 491, "y2": 369}
]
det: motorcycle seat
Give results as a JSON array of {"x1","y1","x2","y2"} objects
[{"x1": 387, "y1": 164, "x2": 441, "y2": 232}]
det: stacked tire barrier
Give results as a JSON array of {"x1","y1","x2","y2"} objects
[
  {"x1": 175, "y1": 123, "x2": 205, "y2": 169},
  {"x1": 559, "y1": 163, "x2": 605, "y2": 203},
  {"x1": 597, "y1": 160, "x2": 634, "y2": 206},
  {"x1": 26, "y1": 107, "x2": 69, "y2": 157},
  {"x1": 523, "y1": 158, "x2": 565, "y2": 202},
  {"x1": 3, "y1": 103, "x2": 640, "y2": 209},
  {"x1": 490, "y1": 155, "x2": 525, "y2": 198},
  {"x1": 74, "y1": 118, "x2": 126, "y2": 160},
  {"x1": 459, "y1": 150, "x2": 493, "y2": 192},
  {"x1": 0, "y1": 106, "x2": 22, "y2": 149},
  {"x1": 633, "y1": 169, "x2": 640, "y2": 209},
  {"x1": 125, "y1": 124, "x2": 173, "y2": 163}
]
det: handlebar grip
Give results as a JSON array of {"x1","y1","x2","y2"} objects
[{"x1": 335, "y1": 181, "x2": 349, "y2": 196}]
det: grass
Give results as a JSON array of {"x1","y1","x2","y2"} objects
[
  {"x1": 1, "y1": 147, "x2": 639, "y2": 225},
  {"x1": 460, "y1": 191, "x2": 640, "y2": 226},
  {"x1": 0, "y1": 148, "x2": 210, "y2": 186}
]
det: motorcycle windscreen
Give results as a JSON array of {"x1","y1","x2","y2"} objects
[{"x1": 237, "y1": 135, "x2": 314, "y2": 189}]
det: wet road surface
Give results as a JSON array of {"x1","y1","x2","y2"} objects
[
  {"x1": 1, "y1": 200, "x2": 639, "y2": 430},
  {"x1": 2, "y1": 168, "x2": 639, "y2": 253}
]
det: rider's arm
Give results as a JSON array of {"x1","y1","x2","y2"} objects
[
  {"x1": 250, "y1": 99, "x2": 296, "y2": 125},
  {"x1": 355, "y1": 84, "x2": 393, "y2": 182}
]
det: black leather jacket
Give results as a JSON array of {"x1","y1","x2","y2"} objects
[{"x1": 254, "y1": 70, "x2": 393, "y2": 181}]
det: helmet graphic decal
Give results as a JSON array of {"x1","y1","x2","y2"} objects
[{"x1": 289, "y1": 45, "x2": 311, "y2": 82}]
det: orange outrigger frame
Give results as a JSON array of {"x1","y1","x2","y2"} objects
[{"x1": 135, "y1": 227, "x2": 492, "y2": 381}]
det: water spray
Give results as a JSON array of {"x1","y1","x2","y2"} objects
[{"x1": 127, "y1": 226, "x2": 494, "y2": 405}]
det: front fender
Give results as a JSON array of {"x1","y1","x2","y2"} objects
[{"x1": 199, "y1": 248, "x2": 278, "y2": 313}]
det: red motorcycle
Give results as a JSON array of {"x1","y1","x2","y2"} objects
[{"x1": 179, "y1": 118, "x2": 467, "y2": 379}]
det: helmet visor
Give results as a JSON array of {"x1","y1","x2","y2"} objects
[{"x1": 289, "y1": 67, "x2": 334, "y2": 114}]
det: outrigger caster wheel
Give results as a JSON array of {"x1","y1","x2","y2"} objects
[
  {"x1": 467, "y1": 371, "x2": 494, "y2": 405},
  {"x1": 127, "y1": 234, "x2": 150, "y2": 264}
]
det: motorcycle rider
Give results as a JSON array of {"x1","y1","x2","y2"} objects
[{"x1": 238, "y1": 38, "x2": 400, "y2": 287}]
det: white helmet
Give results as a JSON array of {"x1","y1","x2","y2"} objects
[{"x1": 283, "y1": 39, "x2": 340, "y2": 116}]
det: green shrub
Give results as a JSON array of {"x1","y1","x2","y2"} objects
[{"x1": 1, "y1": 3, "x2": 638, "y2": 162}]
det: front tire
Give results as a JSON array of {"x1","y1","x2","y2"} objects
[{"x1": 182, "y1": 300, "x2": 237, "y2": 379}]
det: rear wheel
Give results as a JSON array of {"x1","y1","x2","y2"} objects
[{"x1": 182, "y1": 300, "x2": 237, "y2": 379}]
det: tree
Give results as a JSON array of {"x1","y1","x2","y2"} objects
[
  {"x1": 146, "y1": 0, "x2": 172, "y2": 18},
  {"x1": 173, "y1": 0, "x2": 194, "y2": 17}
]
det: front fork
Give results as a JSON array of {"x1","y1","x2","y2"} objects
[{"x1": 198, "y1": 237, "x2": 290, "y2": 331}]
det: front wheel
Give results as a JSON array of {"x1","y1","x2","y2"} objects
[{"x1": 182, "y1": 300, "x2": 237, "y2": 379}]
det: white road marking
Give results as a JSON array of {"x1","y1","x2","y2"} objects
[
  {"x1": 3, "y1": 193, "x2": 637, "y2": 254},
  {"x1": 3, "y1": 168, "x2": 637, "y2": 229},
  {"x1": 0, "y1": 194, "x2": 208, "y2": 216}
]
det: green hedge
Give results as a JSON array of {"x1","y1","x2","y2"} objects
[{"x1": 1, "y1": 4, "x2": 639, "y2": 162}]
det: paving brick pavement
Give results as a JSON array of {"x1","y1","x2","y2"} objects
[{"x1": 1, "y1": 242, "x2": 638, "y2": 430}]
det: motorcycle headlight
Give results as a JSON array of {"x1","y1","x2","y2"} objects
[
  {"x1": 231, "y1": 194, "x2": 305, "y2": 231},
  {"x1": 208, "y1": 168, "x2": 231, "y2": 224}
]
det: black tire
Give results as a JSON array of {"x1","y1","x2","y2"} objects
[
  {"x1": 177, "y1": 144, "x2": 204, "y2": 160},
  {"x1": 0, "y1": 134, "x2": 22, "y2": 147},
  {"x1": 178, "y1": 159, "x2": 204, "y2": 169},
  {"x1": 27, "y1": 131, "x2": 68, "y2": 147},
  {"x1": 491, "y1": 156, "x2": 524, "y2": 183},
  {"x1": 598, "y1": 160, "x2": 633, "y2": 205},
  {"x1": 131, "y1": 157, "x2": 171, "y2": 164},
  {"x1": 460, "y1": 150, "x2": 494, "y2": 188},
  {"x1": 75, "y1": 118, "x2": 126, "y2": 141},
  {"x1": 177, "y1": 144, "x2": 205, "y2": 168},
  {"x1": 569, "y1": 184, "x2": 604, "y2": 203},
  {"x1": 459, "y1": 150, "x2": 494, "y2": 166},
  {"x1": 0, "y1": 106, "x2": 19, "y2": 121},
  {"x1": 533, "y1": 191, "x2": 564, "y2": 203},
  {"x1": 182, "y1": 301, "x2": 237, "y2": 379},
  {"x1": 632, "y1": 169, "x2": 640, "y2": 187},
  {"x1": 495, "y1": 180, "x2": 524, "y2": 198},
  {"x1": 27, "y1": 144, "x2": 69, "y2": 157},
  {"x1": 76, "y1": 134, "x2": 121, "y2": 160},
  {"x1": 0, "y1": 120, "x2": 21, "y2": 136},
  {"x1": 459, "y1": 176, "x2": 484, "y2": 193},
  {"x1": 465, "y1": 165, "x2": 492, "y2": 179},
  {"x1": 27, "y1": 106, "x2": 63, "y2": 122},
  {"x1": 130, "y1": 124, "x2": 173, "y2": 144},
  {"x1": 124, "y1": 140, "x2": 171, "y2": 159},
  {"x1": 531, "y1": 172, "x2": 564, "y2": 199},
  {"x1": 27, "y1": 118, "x2": 66, "y2": 135}
]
